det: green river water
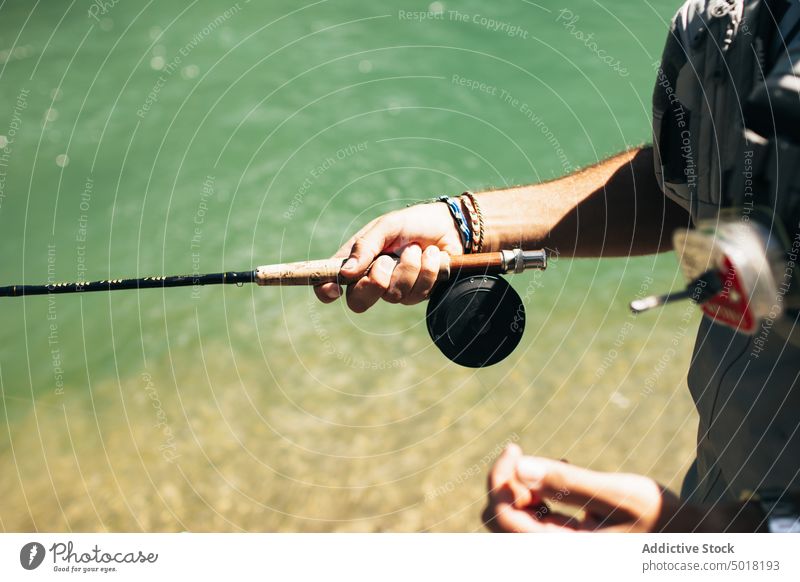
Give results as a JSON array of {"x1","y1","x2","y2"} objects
[{"x1": 0, "y1": 0, "x2": 700, "y2": 531}]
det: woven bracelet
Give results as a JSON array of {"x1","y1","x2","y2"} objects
[{"x1": 437, "y1": 196, "x2": 472, "y2": 253}]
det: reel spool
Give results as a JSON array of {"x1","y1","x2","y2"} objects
[{"x1": 426, "y1": 274, "x2": 525, "y2": 368}]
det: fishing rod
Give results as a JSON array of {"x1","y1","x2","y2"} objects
[{"x1": 0, "y1": 248, "x2": 547, "y2": 368}]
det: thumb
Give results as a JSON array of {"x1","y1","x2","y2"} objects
[
  {"x1": 340, "y1": 218, "x2": 400, "y2": 277},
  {"x1": 488, "y1": 444, "x2": 538, "y2": 510},
  {"x1": 488, "y1": 443, "x2": 522, "y2": 491}
]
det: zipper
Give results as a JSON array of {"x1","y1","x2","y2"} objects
[
  {"x1": 710, "y1": 0, "x2": 740, "y2": 52},
  {"x1": 710, "y1": 0, "x2": 736, "y2": 18},
  {"x1": 707, "y1": 1, "x2": 744, "y2": 204}
]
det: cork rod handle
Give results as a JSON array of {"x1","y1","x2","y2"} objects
[{"x1": 254, "y1": 251, "x2": 516, "y2": 286}]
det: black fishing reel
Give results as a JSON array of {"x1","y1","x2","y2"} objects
[{"x1": 426, "y1": 274, "x2": 525, "y2": 368}]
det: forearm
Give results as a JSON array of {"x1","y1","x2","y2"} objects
[{"x1": 474, "y1": 147, "x2": 691, "y2": 257}]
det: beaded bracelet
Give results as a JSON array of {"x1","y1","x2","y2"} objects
[{"x1": 437, "y1": 196, "x2": 472, "y2": 253}]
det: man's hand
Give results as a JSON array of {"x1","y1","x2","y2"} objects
[
  {"x1": 482, "y1": 444, "x2": 764, "y2": 532},
  {"x1": 314, "y1": 203, "x2": 463, "y2": 313},
  {"x1": 314, "y1": 149, "x2": 688, "y2": 313}
]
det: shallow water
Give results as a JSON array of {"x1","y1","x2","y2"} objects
[{"x1": 0, "y1": 0, "x2": 699, "y2": 531}]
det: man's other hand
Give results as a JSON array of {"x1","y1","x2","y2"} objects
[{"x1": 482, "y1": 444, "x2": 764, "y2": 532}]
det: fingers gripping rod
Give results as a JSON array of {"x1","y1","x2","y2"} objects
[{"x1": 0, "y1": 249, "x2": 547, "y2": 297}]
